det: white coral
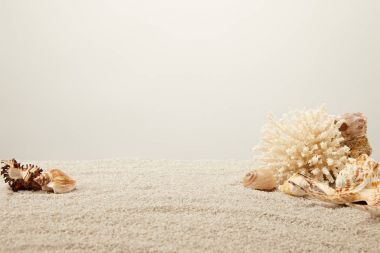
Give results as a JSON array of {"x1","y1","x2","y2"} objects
[{"x1": 254, "y1": 106, "x2": 350, "y2": 186}]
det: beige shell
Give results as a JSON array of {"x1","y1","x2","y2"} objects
[
  {"x1": 34, "y1": 169, "x2": 76, "y2": 194},
  {"x1": 243, "y1": 168, "x2": 276, "y2": 191}
]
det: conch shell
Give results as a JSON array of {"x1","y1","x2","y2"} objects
[
  {"x1": 339, "y1": 113, "x2": 367, "y2": 140},
  {"x1": 1, "y1": 159, "x2": 43, "y2": 191},
  {"x1": 34, "y1": 169, "x2": 76, "y2": 194},
  {"x1": 243, "y1": 168, "x2": 276, "y2": 191},
  {"x1": 339, "y1": 112, "x2": 372, "y2": 158}
]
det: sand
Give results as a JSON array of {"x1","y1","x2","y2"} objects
[{"x1": 1, "y1": 159, "x2": 380, "y2": 253}]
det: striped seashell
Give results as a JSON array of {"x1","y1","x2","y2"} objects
[
  {"x1": 290, "y1": 154, "x2": 380, "y2": 217},
  {"x1": 335, "y1": 154, "x2": 380, "y2": 193}
]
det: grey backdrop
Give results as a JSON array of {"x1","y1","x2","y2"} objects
[{"x1": 1, "y1": 0, "x2": 379, "y2": 160}]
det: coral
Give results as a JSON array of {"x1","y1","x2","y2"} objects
[
  {"x1": 344, "y1": 136, "x2": 372, "y2": 158},
  {"x1": 254, "y1": 106, "x2": 350, "y2": 186}
]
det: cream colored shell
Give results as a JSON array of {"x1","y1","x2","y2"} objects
[
  {"x1": 34, "y1": 169, "x2": 76, "y2": 194},
  {"x1": 278, "y1": 174, "x2": 309, "y2": 197}
]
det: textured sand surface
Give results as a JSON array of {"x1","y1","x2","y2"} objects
[{"x1": 1, "y1": 159, "x2": 380, "y2": 253}]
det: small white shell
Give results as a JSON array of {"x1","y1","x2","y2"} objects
[{"x1": 278, "y1": 174, "x2": 309, "y2": 197}]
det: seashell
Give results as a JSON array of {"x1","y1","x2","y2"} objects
[
  {"x1": 1, "y1": 159, "x2": 43, "y2": 191},
  {"x1": 334, "y1": 154, "x2": 379, "y2": 194},
  {"x1": 339, "y1": 112, "x2": 367, "y2": 140},
  {"x1": 34, "y1": 169, "x2": 76, "y2": 194},
  {"x1": 290, "y1": 154, "x2": 380, "y2": 217},
  {"x1": 338, "y1": 112, "x2": 372, "y2": 158},
  {"x1": 243, "y1": 168, "x2": 276, "y2": 191},
  {"x1": 278, "y1": 174, "x2": 310, "y2": 197}
]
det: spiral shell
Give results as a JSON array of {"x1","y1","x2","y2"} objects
[{"x1": 243, "y1": 168, "x2": 276, "y2": 191}]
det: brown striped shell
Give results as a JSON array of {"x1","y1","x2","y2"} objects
[{"x1": 335, "y1": 154, "x2": 380, "y2": 193}]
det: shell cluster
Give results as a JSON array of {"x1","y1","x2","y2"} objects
[
  {"x1": 244, "y1": 106, "x2": 379, "y2": 218},
  {"x1": 1, "y1": 159, "x2": 76, "y2": 194},
  {"x1": 287, "y1": 155, "x2": 380, "y2": 217}
]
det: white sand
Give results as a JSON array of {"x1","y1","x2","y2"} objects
[{"x1": 1, "y1": 159, "x2": 380, "y2": 253}]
